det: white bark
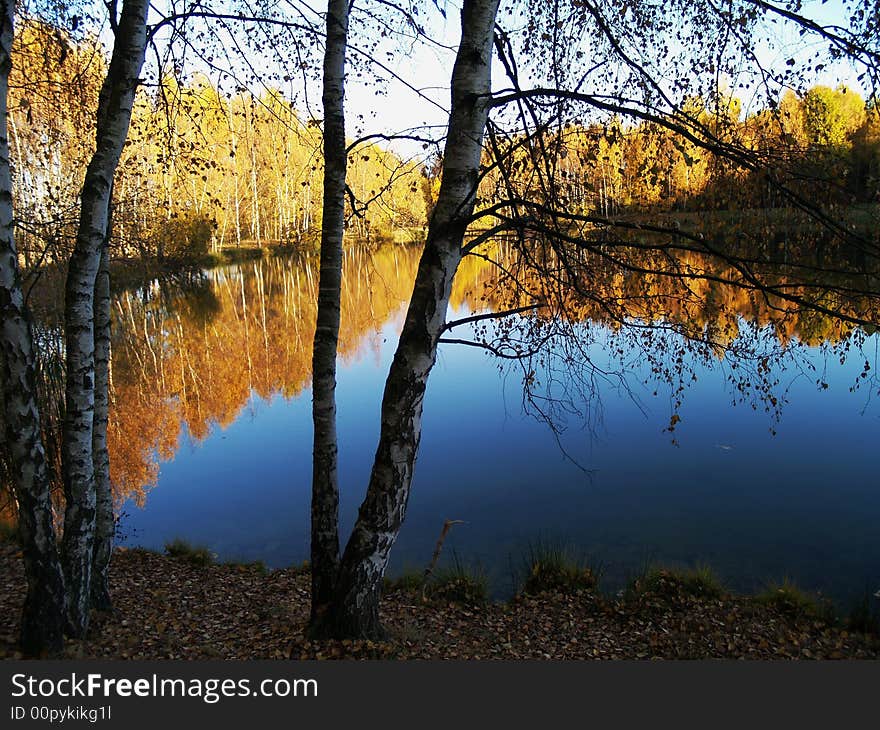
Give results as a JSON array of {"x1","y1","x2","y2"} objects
[
  {"x1": 226, "y1": 97, "x2": 242, "y2": 247},
  {"x1": 0, "y1": 0, "x2": 66, "y2": 655},
  {"x1": 325, "y1": 0, "x2": 500, "y2": 638},
  {"x1": 61, "y1": 0, "x2": 149, "y2": 636},
  {"x1": 91, "y1": 227, "x2": 112, "y2": 611},
  {"x1": 310, "y1": 0, "x2": 350, "y2": 620}
]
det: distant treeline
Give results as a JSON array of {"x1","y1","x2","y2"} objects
[
  {"x1": 482, "y1": 87, "x2": 880, "y2": 217},
  {"x1": 10, "y1": 17, "x2": 879, "y2": 272},
  {"x1": 10, "y1": 17, "x2": 428, "y2": 268}
]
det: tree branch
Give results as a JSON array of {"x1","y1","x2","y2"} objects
[{"x1": 440, "y1": 304, "x2": 544, "y2": 334}]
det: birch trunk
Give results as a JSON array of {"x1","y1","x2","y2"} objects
[
  {"x1": 61, "y1": 0, "x2": 149, "y2": 636},
  {"x1": 0, "y1": 0, "x2": 67, "y2": 656},
  {"x1": 309, "y1": 0, "x2": 350, "y2": 622},
  {"x1": 321, "y1": 0, "x2": 499, "y2": 638},
  {"x1": 91, "y1": 223, "x2": 112, "y2": 611},
  {"x1": 227, "y1": 98, "x2": 242, "y2": 247}
]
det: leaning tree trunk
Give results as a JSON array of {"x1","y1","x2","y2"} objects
[
  {"x1": 90, "y1": 229, "x2": 112, "y2": 611},
  {"x1": 309, "y1": 0, "x2": 350, "y2": 623},
  {"x1": 0, "y1": 0, "x2": 67, "y2": 656},
  {"x1": 61, "y1": 0, "x2": 149, "y2": 636},
  {"x1": 320, "y1": 0, "x2": 500, "y2": 639}
]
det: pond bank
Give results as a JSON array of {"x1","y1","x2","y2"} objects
[
  {"x1": 1, "y1": 542, "x2": 877, "y2": 660},
  {"x1": 108, "y1": 245, "x2": 292, "y2": 292},
  {"x1": 20, "y1": 244, "x2": 303, "y2": 314}
]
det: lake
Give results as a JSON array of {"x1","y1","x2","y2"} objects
[{"x1": 108, "y1": 242, "x2": 879, "y2": 606}]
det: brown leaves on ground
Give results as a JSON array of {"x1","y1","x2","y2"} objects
[{"x1": 1, "y1": 543, "x2": 877, "y2": 660}]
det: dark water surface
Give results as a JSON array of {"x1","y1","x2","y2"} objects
[{"x1": 110, "y1": 245, "x2": 879, "y2": 605}]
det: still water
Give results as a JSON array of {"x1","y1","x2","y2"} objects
[{"x1": 111, "y1": 244, "x2": 879, "y2": 604}]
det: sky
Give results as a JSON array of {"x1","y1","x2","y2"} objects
[
  {"x1": 81, "y1": 0, "x2": 872, "y2": 160},
  {"x1": 341, "y1": 0, "x2": 870, "y2": 157}
]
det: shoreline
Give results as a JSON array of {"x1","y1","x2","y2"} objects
[{"x1": 1, "y1": 541, "x2": 877, "y2": 660}]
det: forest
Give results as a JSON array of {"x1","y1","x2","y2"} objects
[
  {"x1": 9, "y1": 16, "x2": 880, "y2": 270},
  {"x1": 0, "y1": 0, "x2": 879, "y2": 660}
]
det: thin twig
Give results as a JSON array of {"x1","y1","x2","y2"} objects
[{"x1": 422, "y1": 519, "x2": 465, "y2": 599}]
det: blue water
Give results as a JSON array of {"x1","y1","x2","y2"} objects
[{"x1": 121, "y1": 279, "x2": 880, "y2": 607}]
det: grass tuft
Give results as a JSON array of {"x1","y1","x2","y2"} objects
[
  {"x1": 428, "y1": 556, "x2": 489, "y2": 606},
  {"x1": 122, "y1": 546, "x2": 161, "y2": 557},
  {"x1": 627, "y1": 564, "x2": 725, "y2": 601},
  {"x1": 520, "y1": 541, "x2": 600, "y2": 596},
  {"x1": 755, "y1": 578, "x2": 835, "y2": 624},
  {"x1": 164, "y1": 538, "x2": 214, "y2": 567},
  {"x1": 288, "y1": 559, "x2": 311, "y2": 576},
  {"x1": 384, "y1": 557, "x2": 488, "y2": 606},
  {"x1": 223, "y1": 558, "x2": 268, "y2": 575},
  {"x1": 846, "y1": 587, "x2": 880, "y2": 635},
  {"x1": 382, "y1": 569, "x2": 425, "y2": 594}
]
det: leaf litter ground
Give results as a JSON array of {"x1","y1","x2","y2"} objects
[{"x1": 1, "y1": 543, "x2": 877, "y2": 659}]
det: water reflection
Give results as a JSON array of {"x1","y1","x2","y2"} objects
[
  {"x1": 108, "y1": 246, "x2": 421, "y2": 506},
  {"x1": 100, "y1": 239, "x2": 880, "y2": 604}
]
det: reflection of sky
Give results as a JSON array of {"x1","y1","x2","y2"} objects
[{"x1": 123, "y1": 300, "x2": 880, "y2": 606}]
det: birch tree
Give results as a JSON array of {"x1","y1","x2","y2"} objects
[
  {"x1": 90, "y1": 208, "x2": 112, "y2": 610},
  {"x1": 0, "y1": 0, "x2": 66, "y2": 656},
  {"x1": 316, "y1": 0, "x2": 501, "y2": 638},
  {"x1": 309, "y1": 0, "x2": 879, "y2": 639},
  {"x1": 61, "y1": 0, "x2": 150, "y2": 636},
  {"x1": 310, "y1": 0, "x2": 350, "y2": 622}
]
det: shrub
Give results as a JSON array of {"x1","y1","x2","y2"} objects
[{"x1": 155, "y1": 212, "x2": 214, "y2": 260}]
